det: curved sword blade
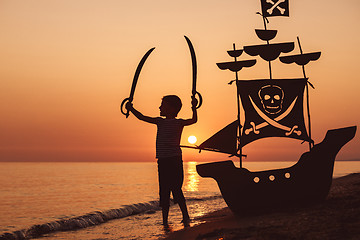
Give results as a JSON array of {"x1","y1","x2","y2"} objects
[
  {"x1": 128, "y1": 47, "x2": 155, "y2": 102},
  {"x1": 185, "y1": 35, "x2": 202, "y2": 109},
  {"x1": 245, "y1": 96, "x2": 298, "y2": 134},
  {"x1": 184, "y1": 36, "x2": 197, "y2": 95},
  {"x1": 121, "y1": 47, "x2": 155, "y2": 118}
]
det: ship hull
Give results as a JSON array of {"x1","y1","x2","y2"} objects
[{"x1": 196, "y1": 126, "x2": 356, "y2": 214}]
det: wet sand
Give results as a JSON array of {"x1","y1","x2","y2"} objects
[{"x1": 162, "y1": 173, "x2": 360, "y2": 240}]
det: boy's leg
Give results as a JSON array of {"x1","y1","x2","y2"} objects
[
  {"x1": 179, "y1": 201, "x2": 189, "y2": 219},
  {"x1": 158, "y1": 159, "x2": 171, "y2": 225},
  {"x1": 171, "y1": 157, "x2": 190, "y2": 225},
  {"x1": 162, "y1": 205, "x2": 169, "y2": 226},
  {"x1": 173, "y1": 189, "x2": 190, "y2": 224},
  {"x1": 160, "y1": 187, "x2": 170, "y2": 226},
  {"x1": 159, "y1": 187, "x2": 171, "y2": 225}
]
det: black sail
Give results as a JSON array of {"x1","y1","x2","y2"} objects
[
  {"x1": 244, "y1": 42, "x2": 294, "y2": 62},
  {"x1": 198, "y1": 120, "x2": 238, "y2": 155},
  {"x1": 217, "y1": 60, "x2": 256, "y2": 72},
  {"x1": 280, "y1": 52, "x2": 321, "y2": 66},
  {"x1": 237, "y1": 78, "x2": 311, "y2": 146}
]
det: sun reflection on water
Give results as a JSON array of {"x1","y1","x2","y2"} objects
[{"x1": 183, "y1": 162, "x2": 199, "y2": 192}]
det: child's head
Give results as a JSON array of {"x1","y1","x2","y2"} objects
[{"x1": 160, "y1": 95, "x2": 182, "y2": 117}]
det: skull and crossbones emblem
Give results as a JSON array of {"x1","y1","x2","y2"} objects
[
  {"x1": 245, "y1": 85, "x2": 301, "y2": 136},
  {"x1": 266, "y1": 0, "x2": 286, "y2": 15}
]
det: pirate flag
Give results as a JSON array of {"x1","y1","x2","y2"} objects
[
  {"x1": 237, "y1": 78, "x2": 310, "y2": 147},
  {"x1": 260, "y1": 0, "x2": 289, "y2": 17}
]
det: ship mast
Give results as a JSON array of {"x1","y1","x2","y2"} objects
[
  {"x1": 279, "y1": 37, "x2": 321, "y2": 150},
  {"x1": 216, "y1": 45, "x2": 256, "y2": 168},
  {"x1": 262, "y1": 14, "x2": 273, "y2": 80},
  {"x1": 233, "y1": 43, "x2": 243, "y2": 168},
  {"x1": 297, "y1": 37, "x2": 313, "y2": 149}
]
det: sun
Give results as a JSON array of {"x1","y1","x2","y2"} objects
[{"x1": 188, "y1": 135, "x2": 197, "y2": 144}]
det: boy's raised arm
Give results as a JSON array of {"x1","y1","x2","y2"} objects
[
  {"x1": 183, "y1": 97, "x2": 198, "y2": 126},
  {"x1": 125, "y1": 102, "x2": 158, "y2": 124}
]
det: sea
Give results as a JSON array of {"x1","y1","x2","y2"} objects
[{"x1": 1, "y1": 161, "x2": 359, "y2": 240}]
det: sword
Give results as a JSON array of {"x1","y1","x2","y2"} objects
[
  {"x1": 184, "y1": 36, "x2": 202, "y2": 109},
  {"x1": 120, "y1": 47, "x2": 155, "y2": 118},
  {"x1": 248, "y1": 96, "x2": 302, "y2": 136},
  {"x1": 245, "y1": 96, "x2": 298, "y2": 134}
]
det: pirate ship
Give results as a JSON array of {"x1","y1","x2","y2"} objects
[{"x1": 186, "y1": 1, "x2": 357, "y2": 214}]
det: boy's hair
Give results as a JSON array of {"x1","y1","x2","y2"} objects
[{"x1": 162, "y1": 95, "x2": 182, "y2": 115}]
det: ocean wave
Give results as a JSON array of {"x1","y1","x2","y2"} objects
[
  {"x1": 0, "y1": 200, "x2": 162, "y2": 240},
  {"x1": 187, "y1": 194, "x2": 223, "y2": 201},
  {"x1": 0, "y1": 195, "x2": 223, "y2": 240}
]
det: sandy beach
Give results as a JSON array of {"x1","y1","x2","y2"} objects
[{"x1": 162, "y1": 173, "x2": 360, "y2": 240}]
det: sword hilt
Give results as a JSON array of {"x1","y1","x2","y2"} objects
[
  {"x1": 193, "y1": 91, "x2": 203, "y2": 109},
  {"x1": 120, "y1": 97, "x2": 131, "y2": 118}
]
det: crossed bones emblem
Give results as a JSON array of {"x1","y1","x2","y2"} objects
[
  {"x1": 266, "y1": 0, "x2": 286, "y2": 15},
  {"x1": 245, "y1": 95, "x2": 302, "y2": 136}
]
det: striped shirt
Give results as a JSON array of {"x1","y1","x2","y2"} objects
[{"x1": 156, "y1": 118, "x2": 185, "y2": 158}]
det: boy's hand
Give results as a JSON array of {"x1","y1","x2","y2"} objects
[
  {"x1": 191, "y1": 96, "x2": 198, "y2": 109},
  {"x1": 125, "y1": 102, "x2": 133, "y2": 111}
]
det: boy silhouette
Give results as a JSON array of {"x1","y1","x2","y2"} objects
[{"x1": 125, "y1": 95, "x2": 198, "y2": 227}]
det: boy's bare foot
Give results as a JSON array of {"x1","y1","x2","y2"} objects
[{"x1": 162, "y1": 223, "x2": 172, "y2": 232}]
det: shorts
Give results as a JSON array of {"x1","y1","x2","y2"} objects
[{"x1": 157, "y1": 156, "x2": 186, "y2": 208}]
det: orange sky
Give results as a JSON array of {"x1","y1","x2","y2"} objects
[{"x1": 0, "y1": 0, "x2": 359, "y2": 162}]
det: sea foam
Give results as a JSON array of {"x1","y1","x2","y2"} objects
[{"x1": 0, "y1": 200, "x2": 161, "y2": 240}]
